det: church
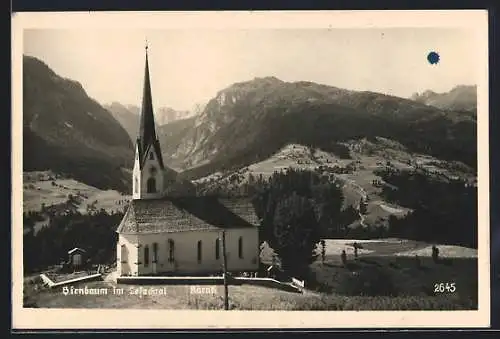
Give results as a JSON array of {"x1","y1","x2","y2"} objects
[{"x1": 116, "y1": 46, "x2": 260, "y2": 277}]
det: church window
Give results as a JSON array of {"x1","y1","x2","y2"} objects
[
  {"x1": 197, "y1": 240, "x2": 202, "y2": 263},
  {"x1": 147, "y1": 177, "x2": 156, "y2": 193},
  {"x1": 215, "y1": 238, "x2": 220, "y2": 260},
  {"x1": 149, "y1": 152, "x2": 154, "y2": 160},
  {"x1": 152, "y1": 243, "x2": 158, "y2": 263},
  {"x1": 168, "y1": 239, "x2": 175, "y2": 263},
  {"x1": 120, "y1": 244, "x2": 127, "y2": 264},
  {"x1": 134, "y1": 177, "x2": 138, "y2": 193},
  {"x1": 144, "y1": 245, "x2": 149, "y2": 267},
  {"x1": 238, "y1": 237, "x2": 243, "y2": 259}
]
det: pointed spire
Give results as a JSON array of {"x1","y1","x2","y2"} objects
[{"x1": 138, "y1": 40, "x2": 157, "y2": 154}]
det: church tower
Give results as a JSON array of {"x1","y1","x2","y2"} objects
[{"x1": 132, "y1": 43, "x2": 176, "y2": 200}]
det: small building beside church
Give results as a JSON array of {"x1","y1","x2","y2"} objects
[
  {"x1": 67, "y1": 247, "x2": 86, "y2": 269},
  {"x1": 116, "y1": 45, "x2": 260, "y2": 277}
]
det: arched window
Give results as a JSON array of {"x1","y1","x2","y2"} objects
[
  {"x1": 144, "y1": 245, "x2": 149, "y2": 267},
  {"x1": 168, "y1": 239, "x2": 175, "y2": 263},
  {"x1": 197, "y1": 240, "x2": 202, "y2": 263},
  {"x1": 134, "y1": 177, "x2": 138, "y2": 193},
  {"x1": 215, "y1": 238, "x2": 220, "y2": 260},
  {"x1": 147, "y1": 177, "x2": 156, "y2": 193},
  {"x1": 152, "y1": 243, "x2": 158, "y2": 263},
  {"x1": 149, "y1": 152, "x2": 154, "y2": 160},
  {"x1": 238, "y1": 236, "x2": 243, "y2": 259}
]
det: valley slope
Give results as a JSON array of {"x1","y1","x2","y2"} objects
[
  {"x1": 24, "y1": 63, "x2": 477, "y2": 231},
  {"x1": 155, "y1": 77, "x2": 476, "y2": 181},
  {"x1": 23, "y1": 56, "x2": 134, "y2": 192},
  {"x1": 153, "y1": 77, "x2": 476, "y2": 231},
  {"x1": 105, "y1": 102, "x2": 197, "y2": 143},
  {"x1": 411, "y1": 85, "x2": 477, "y2": 113}
]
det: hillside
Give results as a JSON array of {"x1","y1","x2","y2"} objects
[
  {"x1": 23, "y1": 55, "x2": 134, "y2": 192},
  {"x1": 157, "y1": 117, "x2": 197, "y2": 170},
  {"x1": 193, "y1": 137, "x2": 475, "y2": 231},
  {"x1": 23, "y1": 60, "x2": 477, "y2": 202},
  {"x1": 410, "y1": 85, "x2": 477, "y2": 113},
  {"x1": 23, "y1": 171, "x2": 130, "y2": 215},
  {"x1": 23, "y1": 171, "x2": 131, "y2": 237},
  {"x1": 168, "y1": 77, "x2": 476, "y2": 180},
  {"x1": 103, "y1": 102, "x2": 140, "y2": 143},
  {"x1": 106, "y1": 102, "x2": 196, "y2": 142},
  {"x1": 105, "y1": 102, "x2": 198, "y2": 171},
  {"x1": 156, "y1": 106, "x2": 194, "y2": 126}
]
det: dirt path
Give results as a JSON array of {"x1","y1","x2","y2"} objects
[{"x1": 102, "y1": 271, "x2": 118, "y2": 285}]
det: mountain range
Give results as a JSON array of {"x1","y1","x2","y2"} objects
[
  {"x1": 157, "y1": 77, "x2": 477, "y2": 180},
  {"x1": 23, "y1": 55, "x2": 133, "y2": 192},
  {"x1": 104, "y1": 102, "x2": 199, "y2": 142},
  {"x1": 22, "y1": 55, "x2": 477, "y2": 195},
  {"x1": 410, "y1": 85, "x2": 477, "y2": 113}
]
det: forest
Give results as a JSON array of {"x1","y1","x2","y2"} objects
[
  {"x1": 377, "y1": 168, "x2": 477, "y2": 248},
  {"x1": 23, "y1": 209, "x2": 123, "y2": 274}
]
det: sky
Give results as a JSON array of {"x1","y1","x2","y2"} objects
[{"x1": 23, "y1": 28, "x2": 479, "y2": 111}]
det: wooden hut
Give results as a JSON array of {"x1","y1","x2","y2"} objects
[{"x1": 67, "y1": 247, "x2": 87, "y2": 269}]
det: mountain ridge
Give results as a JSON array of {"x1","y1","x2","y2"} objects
[
  {"x1": 24, "y1": 56, "x2": 477, "y2": 197},
  {"x1": 23, "y1": 55, "x2": 134, "y2": 192},
  {"x1": 410, "y1": 84, "x2": 477, "y2": 112},
  {"x1": 104, "y1": 102, "x2": 198, "y2": 142},
  {"x1": 152, "y1": 76, "x2": 477, "y2": 180}
]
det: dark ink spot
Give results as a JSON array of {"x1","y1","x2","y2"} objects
[{"x1": 427, "y1": 51, "x2": 440, "y2": 65}]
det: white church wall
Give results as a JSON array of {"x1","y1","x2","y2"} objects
[
  {"x1": 224, "y1": 228, "x2": 260, "y2": 272},
  {"x1": 117, "y1": 233, "x2": 139, "y2": 276},
  {"x1": 134, "y1": 227, "x2": 259, "y2": 276}
]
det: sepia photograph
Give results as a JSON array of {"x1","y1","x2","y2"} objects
[{"x1": 12, "y1": 10, "x2": 489, "y2": 329}]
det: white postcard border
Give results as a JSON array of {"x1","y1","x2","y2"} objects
[{"x1": 11, "y1": 10, "x2": 490, "y2": 329}]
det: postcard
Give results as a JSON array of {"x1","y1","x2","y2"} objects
[{"x1": 12, "y1": 10, "x2": 490, "y2": 329}]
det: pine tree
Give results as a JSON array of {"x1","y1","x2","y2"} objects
[{"x1": 271, "y1": 192, "x2": 321, "y2": 278}]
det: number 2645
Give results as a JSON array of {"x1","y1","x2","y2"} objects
[{"x1": 434, "y1": 282, "x2": 456, "y2": 293}]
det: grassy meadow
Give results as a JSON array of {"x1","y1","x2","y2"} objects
[{"x1": 24, "y1": 238, "x2": 478, "y2": 310}]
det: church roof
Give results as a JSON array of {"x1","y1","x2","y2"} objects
[{"x1": 116, "y1": 196, "x2": 260, "y2": 234}]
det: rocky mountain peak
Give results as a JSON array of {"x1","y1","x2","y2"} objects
[{"x1": 410, "y1": 85, "x2": 477, "y2": 112}]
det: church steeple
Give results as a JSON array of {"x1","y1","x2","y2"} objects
[
  {"x1": 136, "y1": 42, "x2": 164, "y2": 170},
  {"x1": 132, "y1": 41, "x2": 175, "y2": 200},
  {"x1": 139, "y1": 41, "x2": 157, "y2": 154}
]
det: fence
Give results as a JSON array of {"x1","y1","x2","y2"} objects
[
  {"x1": 39, "y1": 273, "x2": 102, "y2": 288},
  {"x1": 291, "y1": 277, "x2": 305, "y2": 289}
]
